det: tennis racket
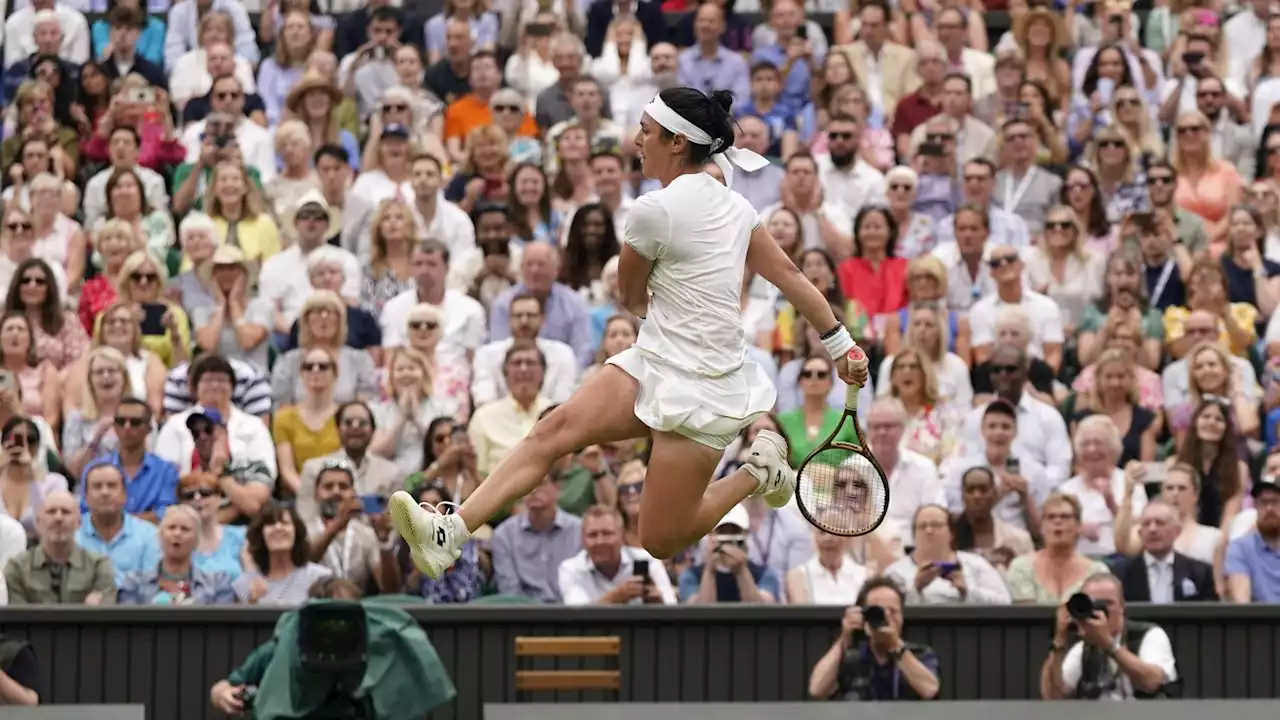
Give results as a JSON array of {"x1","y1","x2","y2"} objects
[{"x1": 794, "y1": 347, "x2": 891, "y2": 537}]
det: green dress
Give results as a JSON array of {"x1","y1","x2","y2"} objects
[{"x1": 777, "y1": 407, "x2": 859, "y2": 466}]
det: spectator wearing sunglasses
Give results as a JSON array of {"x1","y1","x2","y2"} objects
[
  {"x1": 74, "y1": 396, "x2": 173, "y2": 519},
  {"x1": 296, "y1": 401, "x2": 401, "y2": 524},
  {"x1": 260, "y1": 194, "x2": 362, "y2": 341},
  {"x1": 75, "y1": 462, "x2": 160, "y2": 586},
  {"x1": 970, "y1": 245, "x2": 1066, "y2": 372},
  {"x1": 177, "y1": 471, "x2": 246, "y2": 579},
  {"x1": 155, "y1": 356, "x2": 276, "y2": 525}
]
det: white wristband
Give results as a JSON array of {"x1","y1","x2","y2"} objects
[{"x1": 821, "y1": 325, "x2": 856, "y2": 361}]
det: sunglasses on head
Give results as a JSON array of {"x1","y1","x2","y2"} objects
[
  {"x1": 113, "y1": 416, "x2": 148, "y2": 428},
  {"x1": 409, "y1": 320, "x2": 439, "y2": 331},
  {"x1": 179, "y1": 487, "x2": 218, "y2": 501},
  {"x1": 988, "y1": 255, "x2": 1019, "y2": 269}
]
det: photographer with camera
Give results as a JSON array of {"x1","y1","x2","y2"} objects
[
  {"x1": 679, "y1": 504, "x2": 779, "y2": 604},
  {"x1": 1040, "y1": 572, "x2": 1179, "y2": 700},
  {"x1": 808, "y1": 576, "x2": 940, "y2": 701}
]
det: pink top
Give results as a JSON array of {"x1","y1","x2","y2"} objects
[
  {"x1": 32, "y1": 311, "x2": 91, "y2": 371},
  {"x1": 1174, "y1": 162, "x2": 1243, "y2": 250}
]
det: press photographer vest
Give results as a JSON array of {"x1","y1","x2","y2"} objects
[{"x1": 1076, "y1": 619, "x2": 1176, "y2": 700}]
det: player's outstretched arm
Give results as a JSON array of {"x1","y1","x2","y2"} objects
[
  {"x1": 617, "y1": 243, "x2": 653, "y2": 319},
  {"x1": 746, "y1": 224, "x2": 866, "y2": 385}
]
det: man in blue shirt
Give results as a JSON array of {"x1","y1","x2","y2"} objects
[
  {"x1": 79, "y1": 398, "x2": 178, "y2": 522},
  {"x1": 735, "y1": 63, "x2": 798, "y2": 158},
  {"x1": 1225, "y1": 478, "x2": 1280, "y2": 603},
  {"x1": 750, "y1": 0, "x2": 823, "y2": 114},
  {"x1": 76, "y1": 463, "x2": 160, "y2": 587}
]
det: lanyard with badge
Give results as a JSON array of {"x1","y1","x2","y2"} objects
[
  {"x1": 1002, "y1": 167, "x2": 1037, "y2": 212},
  {"x1": 325, "y1": 529, "x2": 354, "y2": 580},
  {"x1": 1147, "y1": 259, "x2": 1176, "y2": 308}
]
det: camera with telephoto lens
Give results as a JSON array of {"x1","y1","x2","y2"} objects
[
  {"x1": 1066, "y1": 592, "x2": 1108, "y2": 621},
  {"x1": 862, "y1": 605, "x2": 887, "y2": 630},
  {"x1": 236, "y1": 685, "x2": 257, "y2": 710}
]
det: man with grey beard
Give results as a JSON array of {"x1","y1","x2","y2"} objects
[{"x1": 1225, "y1": 475, "x2": 1280, "y2": 602}]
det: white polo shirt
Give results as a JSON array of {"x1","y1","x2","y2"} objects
[
  {"x1": 968, "y1": 288, "x2": 1065, "y2": 360},
  {"x1": 557, "y1": 547, "x2": 677, "y2": 606},
  {"x1": 379, "y1": 288, "x2": 486, "y2": 366}
]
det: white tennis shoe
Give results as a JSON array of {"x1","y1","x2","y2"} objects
[
  {"x1": 744, "y1": 430, "x2": 795, "y2": 508},
  {"x1": 388, "y1": 491, "x2": 467, "y2": 579}
]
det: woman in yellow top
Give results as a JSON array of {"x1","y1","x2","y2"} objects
[
  {"x1": 100, "y1": 251, "x2": 192, "y2": 368},
  {"x1": 273, "y1": 345, "x2": 342, "y2": 498},
  {"x1": 204, "y1": 161, "x2": 280, "y2": 271},
  {"x1": 1163, "y1": 257, "x2": 1257, "y2": 359}
]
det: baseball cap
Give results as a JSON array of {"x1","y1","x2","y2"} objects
[
  {"x1": 186, "y1": 407, "x2": 224, "y2": 432},
  {"x1": 715, "y1": 503, "x2": 750, "y2": 532},
  {"x1": 1252, "y1": 475, "x2": 1280, "y2": 499},
  {"x1": 381, "y1": 123, "x2": 411, "y2": 140}
]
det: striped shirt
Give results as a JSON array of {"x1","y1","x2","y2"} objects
[{"x1": 163, "y1": 358, "x2": 272, "y2": 417}]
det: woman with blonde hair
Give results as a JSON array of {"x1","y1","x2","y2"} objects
[
  {"x1": 1022, "y1": 205, "x2": 1106, "y2": 330},
  {"x1": 371, "y1": 348, "x2": 459, "y2": 478},
  {"x1": 62, "y1": 300, "x2": 166, "y2": 418},
  {"x1": 77, "y1": 219, "x2": 136, "y2": 333},
  {"x1": 204, "y1": 162, "x2": 280, "y2": 269},
  {"x1": 273, "y1": 345, "x2": 342, "y2": 496},
  {"x1": 882, "y1": 255, "x2": 970, "y2": 363},
  {"x1": 882, "y1": 166, "x2": 937, "y2": 259},
  {"x1": 271, "y1": 291, "x2": 377, "y2": 406},
  {"x1": 257, "y1": 10, "x2": 317, "y2": 127},
  {"x1": 1172, "y1": 110, "x2": 1244, "y2": 251},
  {"x1": 264, "y1": 120, "x2": 320, "y2": 232},
  {"x1": 445, "y1": 124, "x2": 510, "y2": 213},
  {"x1": 108, "y1": 251, "x2": 190, "y2": 368},
  {"x1": 1086, "y1": 125, "x2": 1147, "y2": 223},
  {"x1": 1109, "y1": 86, "x2": 1165, "y2": 162},
  {"x1": 401, "y1": 303, "x2": 471, "y2": 418},
  {"x1": 27, "y1": 172, "x2": 86, "y2": 293},
  {"x1": 0, "y1": 312, "x2": 60, "y2": 424},
  {"x1": 283, "y1": 70, "x2": 360, "y2": 164},
  {"x1": 359, "y1": 199, "x2": 417, "y2": 316},
  {"x1": 169, "y1": 212, "x2": 221, "y2": 319},
  {"x1": 883, "y1": 345, "x2": 960, "y2": 463},
  {"x1": 1070, "y1": 349, "x2": 1158, "y2": 467},
  {"x1": 877, "y1": 301, "x2": 972, "y2": 410},
  {"x1": 1169, "y1": 341, "x2": 1258, "y2": 441},
  {"x1": 62, "y1": 346, "x2": 140, "y2": 479}
]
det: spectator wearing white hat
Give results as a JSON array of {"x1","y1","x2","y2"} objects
[
  {"x1": 192, "y1": 245, "x2": 273, "y2": 372},
  {"x1": 678, "y1": 503, "x2": 781, "y2": 604}
]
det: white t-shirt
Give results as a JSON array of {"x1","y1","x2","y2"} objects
[
  {"x1": 1058, "y1": 470, "x2": 1149, "y2": 557},
  {"x1": 625, "y1": 173, "x2": 757, "y2": 376},
  {"x1": 258, "y1": 244, "x2": 362, "y2": 326},
  {"x1": 968, "y1": 289, "x2": 1065, "y2": 360},
  {"x1": 379, "y1": 288, "x2": 486, "y2": 367}
]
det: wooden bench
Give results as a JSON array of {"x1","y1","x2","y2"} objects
[{"x1": 514, "y1": 636, "x2": 622, "y2": 695}]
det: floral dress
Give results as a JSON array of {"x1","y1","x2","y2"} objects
[{"x1": 33, "y1": 311, "x2": 91, "y2": 370}]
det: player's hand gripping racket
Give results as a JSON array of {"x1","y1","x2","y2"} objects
[{"x1": 794, "y1": 347, "x2": 890, "y2": 537}]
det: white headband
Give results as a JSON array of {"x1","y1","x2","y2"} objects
[{"x1": 643, "y1": 94, "x2": 769, "y2": 188}]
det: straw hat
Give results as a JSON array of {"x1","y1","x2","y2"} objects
[
  {"x1": 1014, "y1": 8, "x2": 1068, "y2": 50},
  {"x1": 285, "y1": 71, "x2": 343, "y2": 117}
]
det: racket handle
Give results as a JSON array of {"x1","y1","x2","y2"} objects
[{"x1": 845, "y1": 346, "x2": 867, "y2": 412}]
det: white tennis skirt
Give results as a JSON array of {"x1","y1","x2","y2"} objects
[{"x1": 607, "y1": 346, "x2": 777, "y2": 451}]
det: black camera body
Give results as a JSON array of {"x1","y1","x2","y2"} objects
[
  {"x1": 236, "y1": 685, "x2": 258, "y2": 709},
  {"x1": 862, "y1": 605, "x2": 887, "y2": 630},
  {"x1": 1066, "y1": 592, "x2": 1108, "y2": 621}
]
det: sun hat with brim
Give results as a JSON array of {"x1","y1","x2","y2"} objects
[
  {"x1": 211, "y1": 244, "x2": 247, "y2": 268},
  {"x1": 1014, "y1": 8, "x2": 1068, "y2": 50},
  {"x1": 285, "y1": 72, "x2": 344, "y2": 117}
]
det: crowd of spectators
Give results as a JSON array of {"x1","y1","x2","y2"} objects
[{"x1": 0, "y1": 0, "x2": 1276, "y2": 664}]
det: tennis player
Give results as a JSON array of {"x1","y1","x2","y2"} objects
[{"x1": 390, "y1": 87, "x2": 867, "y2": 578}]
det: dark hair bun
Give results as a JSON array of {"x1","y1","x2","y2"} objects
[{"x1": 710, "y1": 89, "x2": 734, "y2": 116}]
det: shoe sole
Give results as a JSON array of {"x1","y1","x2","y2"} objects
[{"x1": 388, "y1": 491, "x2": 444, "y2": 580}]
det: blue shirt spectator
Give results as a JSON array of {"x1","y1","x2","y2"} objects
[
  {"x1": 193, "y1": 524, "x2": 247, "y2": 580},
  {"x1": 489, "y1": 281, "x2": 596, "y2": 368},
  {"x1": 256, "y1": 59, "x2": 305, "y2": 128},
  {"x1": 678, "y1": 560, "x2": 783, "y2": 603},
  {"x1": 91, "y1": 16, "x2": 167, "y2": 67},
  {"x1": 76, "y1": 512, "x2": 161, "y2": 586},
  {"x1": 424, "y1": 11, "x2": 499, "y2": 61},
  {"x1": 751, "y1": 43, "x2": 822, "y2": 116},
  {"x1": 1225, "y1": 484, "x2": 1280, "y2": 603},
  {"x1": 80, "y1": 452, "x2": 179, "y2": 518},
  {"x1": 735, "y1": 101, "x2": 796, "y2": 157},
  {"x1": 118, "y1": 565, "x2": 237, "y2": 605},
  {"x1": 163, "y1": 0, "x2": 259, "y2": 70},
  {"x1": 678, "y1": 45, "x2": 751, "y2": 104},
  {"x1": 491, "y1": 507, "x2": 582, "y2": 603}
]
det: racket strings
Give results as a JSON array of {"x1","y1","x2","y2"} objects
[{"x1": 797, "y1": 448, "x2": 888, "y2": 536}]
